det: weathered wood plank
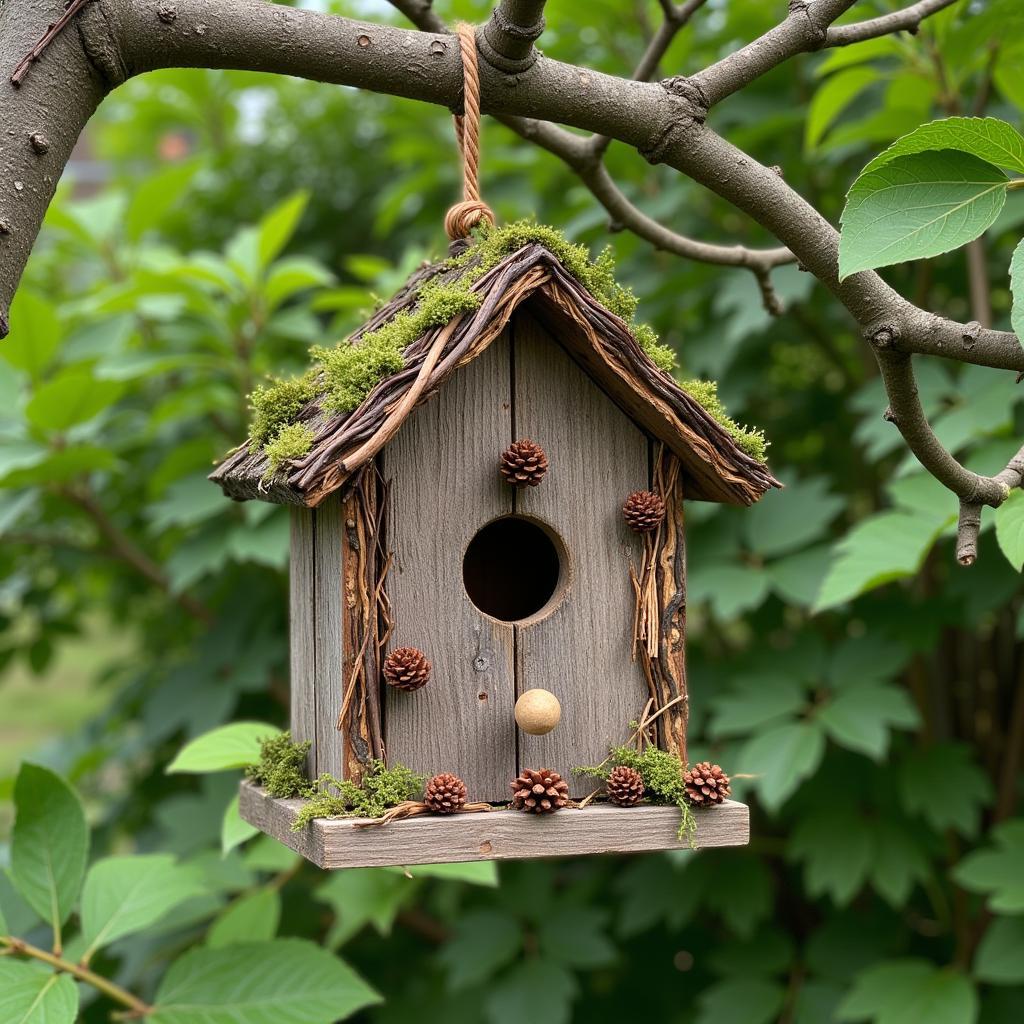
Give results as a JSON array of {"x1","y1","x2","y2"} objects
[
  {"x1": 289, "y1": 508, "x2": 317, "y2": 779},
  {"x1": 239, "y1": 781, "x2": 749, "y2": 868},
  {"x1": 313, "y1": 494, "x2": 344, "y2": 779},
  {"x1": 512, "y1": 311, "x2": 650, "y2": 795},
  {"x1": 383, "y1": 332, "x2": 516, "y2": 802}
]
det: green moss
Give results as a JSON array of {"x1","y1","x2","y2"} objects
[
  {"x1": 245, "y1": 219, "x2": 768, "y2": 469},
  {"x1": 263, "y1": 422, "x2": 314, "y2": 476},
  {"x1": 291, "y1": 759, "x2": 425, "y2": 831},
  {"x1": 680, "y1": 378, "x2": 768, "y2": 462},
  {"x1": 575, "y1": 743, "x2": 697, "y2": 846},
  {"x1": 245, "y1": 732, "x2": 313, "y2": 800},
  {"x1": 249, "y1": 372, "x2": 317, "y2": 450}
]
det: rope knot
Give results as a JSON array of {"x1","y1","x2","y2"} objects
[{"x1": 445, "y1": 23, "x2": 495, "y2": 241}]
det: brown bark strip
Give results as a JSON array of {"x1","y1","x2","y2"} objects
[
  {"x1": 629, "y1": 446, "x2": 688, "y2": 762},
  {"x1": 338, "y1": 466, "x2": 388, "y2": 780}
]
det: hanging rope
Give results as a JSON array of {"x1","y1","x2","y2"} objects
[{"x1": 444, "y1": 23, "x2": 496, "y2": 241}]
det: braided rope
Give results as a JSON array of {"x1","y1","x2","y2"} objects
[{"x1": 445, "y1": 23, "x2": 496, "y2": 240}]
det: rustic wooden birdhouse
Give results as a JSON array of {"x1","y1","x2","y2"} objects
[{"x1": 211, "y1": 228, "x2": 779, "y2": 867}]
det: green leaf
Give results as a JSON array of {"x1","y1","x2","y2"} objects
[
  {"x1": 222, "y1": 794, "x2": 259, "y2": 855},
  {"x1": 898, "y1": 743, "x2": 993, "y2": 837},
  {"x1": 150, "y1": 939, "x2": 380, "y2": 1024},
  {"x1": 0, "y1": 961, "x2": 78, "y2": 1024},
  {"x1": 814, "y1": 509, "x2": 952, "y2": 611},
  {"x1": 839, "y1": 150, "x2": 1007, "y2": 280},
  {"x1": 743, "y1": 476, "x2": 844, "y2": 559},
  {"x1": 974, "y1": 916, "x2": 1024, "y2": 984},
  {"x1": 954, "y1": 820, "x2": 1024, "y2": 913},
  {"x1": 862, "y1": 117, "x2": 1024, "y2": 176},
  {"x1": 695, "y1": 976, "x2": 787, "y2": 1024},
  {"x1": 869, "y1": 819, "x2": 931, "y2": 907},
  {"x1": 838, "y1": 960, "x2": 978, "y2": 1024},
  {"x1": 708, "y1": 675, "x2": 807, "y2": 738},
  {"x1": 2, "y1": 291, "x2": 60, "y2": 380},
  {"x1": 438, "y1": 910, "x2": 522, "y2": 990},
  {"x1": 817, "y1": 682, "x2": 918, "y2": 760},
  {"x1": 806, "y1": 67, "x2": 879, "y2": 152},
  {"x1": 688, "y1": 564, "x2": 769, "y2": 619},
  {"x1": 317, "y1": 869, "x2": 413, "y2": 948},
  {"x1": 537, "y1": 907, "x2": 616, "y2": 968},
  {"x1": 167, "y1": 722, "x2": 281, "y2": 774},
  {"x1": 485, "y1": 961, "x2": 576, "y2": 1024},
  {"x1": 80, "y1": 854, "x2": 207, "y2": 957},
  {"x1": 995, "y1": 489, "x2": 1024, "y2": 571},
  {"x1": 264, "y1": 257, "x2": 334, "y2": 312},
  {"x1": 10, "y1": 764, "x2": 89, "y2": 934},
  {"x1": 789, "y1": 809, "x2": 873, "y2": 905},
  {"x1": 207, "y1": 888, "x2": 281, "y2": 948},
  {"x1": 384, "y1": 861, "x2": 499, "y2": 886},
  {"x1": 125, "y1": 158, "x2": 202, "y2": 241},
  {"x1": 25, "y1": 368, "x2": 123, "y2": 432},
  {"x1": 738, "y1": 721, "x2": 825, "y2": 812},
  {"x1": 258, "y1": 191, "x2": 310, "y2": 269},
  {"x1": 1011, "y1": 238, "x2": 1024, "y2": 345}
]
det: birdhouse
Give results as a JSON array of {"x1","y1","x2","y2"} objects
[{"x1": 211, "y1": 228, "x2": 779, "y2": 867}]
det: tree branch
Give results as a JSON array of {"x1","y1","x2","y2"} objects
[
  {"x1": 0, "y1": 936, "x2": 152, "y2": 1016},
  {"x1": 825, "y1": 0, "x2": 960, "y2": 47},
  {"x1": 61, "y1": 483, "x2": 214, "y2": 623}
]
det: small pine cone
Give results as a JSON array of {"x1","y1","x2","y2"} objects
[
  {"x1": 606, "y1": 765, "x2": 645, "y2": 807},
  {"x1": 500, "y1": 439, "x2": 549, "y2": 487},
  {"x1": 424, "y1": 772, "x2": 467, "y2": 814},
  {"x1": 622, "y1": 490, "x2": 666, "y2": 533},
  {"x1": 510, "y1": 767, "x2": 570, "y2": 814},
  {"x1": 383, "y1": 646, "x2": 431, "y2": 691},
  {"x1": 684, "y1": 762, "x2": 731, "y2": 807}
]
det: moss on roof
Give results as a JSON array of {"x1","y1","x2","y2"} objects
[{"x1": 245, "y1": 221, "x2": 768, "y2": 474}]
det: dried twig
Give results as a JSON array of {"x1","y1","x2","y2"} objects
[{"x1": 11, "y1": 0, "x2": 95, "y2": 87}]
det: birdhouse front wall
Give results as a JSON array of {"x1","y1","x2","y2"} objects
[{"x1": 381, "y1": 307, "x2": 653, "y2": 802}]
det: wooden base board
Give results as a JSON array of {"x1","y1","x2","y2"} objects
[{"x1": 239, "y1": 781, "x2": 749, "y2": 869}]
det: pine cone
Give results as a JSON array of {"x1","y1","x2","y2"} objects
[
  {"x1": 622, "y1": 490, "x2": 666, "y2": 532},
  {"x1": 510, "y1": 767, "x2": 570, "y2": 814},
  {"x1": 606, "y1": 765, "x2": 645, "y2": 807},
  {"x1": 500, "y1": 439, "x2": 549, "y2": 487},
  {"x1": 684, "y1": 762, "x2": 731, "y2": 806},
  {"x1": 424, "y1": 773, "x2": 467, "y2": 814},
  {"x1": 383, "y1": 646, "x2": 431, "y2": 691}
]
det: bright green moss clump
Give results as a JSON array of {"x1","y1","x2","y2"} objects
[
  {"x1": 575, "y1": 743, "x2": 697, "y2": 846},
  {"x1": 264, "y1": 422, "x2": 314, "y2": 474},
  {"x1": 249, "y1": 372, "x2": 316, "y2": 450},
  {"x1": 314, "y1": 283, "x2": 481, "y2": 415},
  {"x1": 245, "y1": 732, "x2": 313, "y2": 799},
  {"x1": 680, "y1": 378, "x2": 768, "y2": 462},
  {"x1": 292, "y1": 759, "x2": 425, "y2": 831}
]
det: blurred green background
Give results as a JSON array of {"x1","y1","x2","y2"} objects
[{"x1": 2, "y1": 1, "x2": 1024, "y2": 1021}]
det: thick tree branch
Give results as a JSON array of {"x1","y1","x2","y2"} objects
[{"x1": 825, "y1": 0, "x2": 960, "y2": 47}]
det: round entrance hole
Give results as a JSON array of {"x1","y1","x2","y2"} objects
[{"x1": 463, "y1": 516, "x2": 567, "y2": 623}]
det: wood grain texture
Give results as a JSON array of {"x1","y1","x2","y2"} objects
[
  {"x1": 512, "y1": 311, "x2": 650, "y2": 795},
  {"x1": 239, "y1": 781, "x2": 749, "y2": 868},
  {"x1": 383, "y1": 332, "x2": 517, "y2": 801},
  {"x1": 289, "y1": 508, "x2": 317, "y2": 779},
  {"x1": 313, "y1": 494, "x2": 344, "y2": 780}
]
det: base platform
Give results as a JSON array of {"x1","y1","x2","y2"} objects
[{"x1": 239, "y1": 781, "x2": 749, "y2": 869}]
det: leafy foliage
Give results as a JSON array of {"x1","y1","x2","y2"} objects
[{"x1": 3, "y1": 4, "x2": 1024, "y2": 1023}]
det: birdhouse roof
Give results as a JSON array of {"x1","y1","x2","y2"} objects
[{"x1": 211, "y1": 229, "x2": 780, "y2": 507}]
